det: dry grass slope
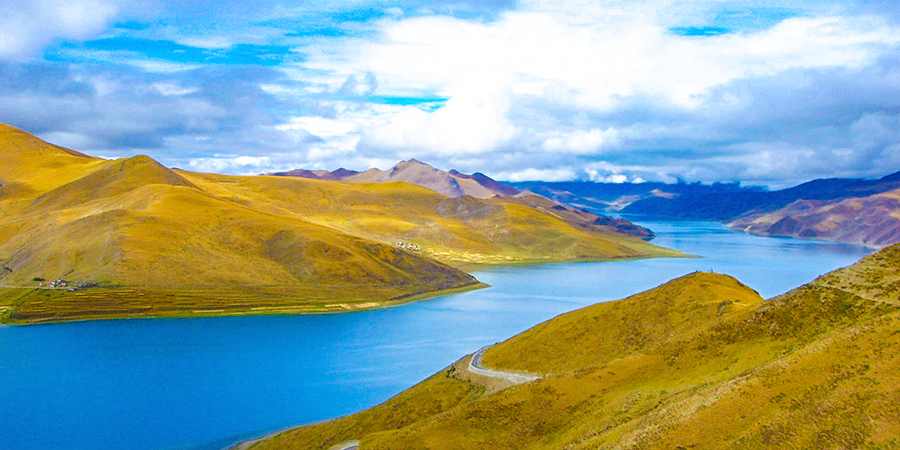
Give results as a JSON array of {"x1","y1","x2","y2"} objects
[
  {"x1": 250, "y1": 244, "x2": 900, "y2": 450},
  {"x1": 0, "y1": 123, "x2": 679, "y2": 324}
]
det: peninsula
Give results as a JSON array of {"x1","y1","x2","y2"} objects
[{"x1": 0, "y1": 124, "x2": 681, "y2": 324}]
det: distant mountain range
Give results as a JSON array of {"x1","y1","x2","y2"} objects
[
  {"x1": 271, "y1": 160, "x2": 654, "y2": 239},
  {"x1": 0, "y1": 124, "x2": 678, "y2": 324},
  {"x1": 513, "y1": 173, "x2": 900, "y2": 247},
  {"x1": 511, "y1": 180, "x2": 758, "y2": 213},
  {"x1": 274, "y1": 162, "x2": 900, "y2": 247},
  {"x1": 271, "y1": 159, "x2": 521, "y2": 199},
  {"x1": 249, "y1": 241, "x2": 900, "y2": 450}
]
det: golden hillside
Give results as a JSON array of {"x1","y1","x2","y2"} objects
[
  {"x1": 178, "y1": 171, "x2": 677, "y2": 266},
  {"x1": 0, "y1": 124, "x2": 680, "y2": 324},
  {"x1": 251, "y1": 245, "x2": 900, "y2": 450}
]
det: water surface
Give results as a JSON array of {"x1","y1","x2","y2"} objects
[{"x1": 0, "y1": 221, "x2": 872, "y2": 450}]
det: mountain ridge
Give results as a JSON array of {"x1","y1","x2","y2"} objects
[
  {"x1": 512, "y1": 172, "x2": 900, "y2": 247},
  {"x1": 0, "y1": 123, "x2": 680, "y2": 324},
  {"x1": 270, "y1": 159, "x2": 522, "y2": 199}
]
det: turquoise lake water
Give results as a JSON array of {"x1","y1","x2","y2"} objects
[{"x1": 0, "y1": 221, "x2": 873, "y2": 450}]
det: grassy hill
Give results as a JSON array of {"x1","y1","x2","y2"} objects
[
  {"x1": 249, "y1": 244, "x2": 900, "y2": 450},
  {"x1": 0, "y1": 124, "x2": 680, "y2": 324},
  {"x1": 175, "y1": 170, "x2": 677, "y2": 267}
]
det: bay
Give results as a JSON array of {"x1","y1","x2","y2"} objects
[{"x1": 0, "y1": 221, "x2": 872, "y2": 450}]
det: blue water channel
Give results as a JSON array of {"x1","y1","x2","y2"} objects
[{"x1": 0, "y1": 221, "x2": 873, "y2": 450}]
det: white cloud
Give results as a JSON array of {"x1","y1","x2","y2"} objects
[
  {"x1": 187, "y1": 155, "x2": 272, "y2": 174},
  {"x1": 543, "y1": 128, "x2": 620, "y2": 154},
  {"x1": 153, "y1": 83, "x2": 199, "y2": 96},
  {"x1": 721, "y1": 141, "x2": 821, "y2": 186},
  {"x1": 37, "y1": 131, "x2": 99, "y2": 151},
  {"x1": 277, "y1": 113, "x2": 366, "y2": 162},
  {"x1": 305, "y1": 6, "x2": 897, "y2": 107},
  {"x1": 582, "y1": 161, "x2": 683, "y2": 184},
  {"x1": 275, "y1": 1, "x2": 899, "y2": 173},
  {"x1": 7, "y1": 0, "x2": 900, "y2": 186},
  {"x1": 0, "y1": 0, "x2": 121, "y2": 59},
  {"x1": 362, "y1": 73, "x2": 518, "y2": 156},
  {"x1": 585, "y1": 169, "x2": 628, "y2": 183},
  {"x1": 278, "y1": 115, "x2": 360, "y2": 139},
  {"x1": 494, "y1": 167, "x2": 578, "y2": 182},
  {"x1": 127, "y1": 59, "x2": 202, "y2": 73}
]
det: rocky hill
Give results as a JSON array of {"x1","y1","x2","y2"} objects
[{"x1": 728, "y1": 189, "x2": 900, "y2": 247}]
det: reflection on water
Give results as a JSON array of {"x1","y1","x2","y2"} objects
[{"x1": 0, "y1": 221, "x2": 872, "y2": 450}]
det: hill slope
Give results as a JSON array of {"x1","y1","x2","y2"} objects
[
  {"x1": 249, "y1": 244, "x2": 900, "y2": 450},
  {"x1": 270, "y1": 161, "x2": 656, "y2": 240},
  {"x1": 178, "y1": 171, "x2": 673, "y2": 266},
  {"x1": 728, "y1": 189, "x2": 900, "y2": 247},
  {"x1": 0, "y1": 124, "x2": 680, "y2": 324}
]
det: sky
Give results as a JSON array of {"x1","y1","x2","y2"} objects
[{"x1": 2, "y1": 0, "x2": 899, "y2": 188}]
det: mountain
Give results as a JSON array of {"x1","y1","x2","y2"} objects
[
  {"x1": 271, "y1": 167, "x2": 360, "y2": 181},
  {"x1": 0, "y1": 124, "x2": 680, "y2": 324},
  {"x1": 271, "y1": 159, "x2": 522, "y2": 199},
  {"x1": 729, "y1": 189, "x2": 900, "y2": 247},
  {"x1": 496, "y1": 194, "x2": 656, "y2": 239},
  {"x1": 271, "y1": 161, "x2": 656, "y2": 240},
  {"x1": 620, "y1": 173, "x2": 900, "y2": 221},
  {"x1": 248, "y1": 244, "x2": 900, "y2": 450},
  {"x1": 510, "y1": 180, "x2": 757, "y2": 213},
  {"x1": 512, "y1": 174, "x2": 900, "y2": 247},
  {"x1": 622, "y1": 173, "x2": 900, "y2": 247}
]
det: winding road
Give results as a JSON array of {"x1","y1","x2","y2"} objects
[
  {"x1": 467, "y1": 346, "x2": 541, "y2": 384},
  {"x1": 329, "y1": 440, "x2": 359, "y2": 450},
  {"x1": 313, "y1": 347, "x2": 539, "y2": 450}
]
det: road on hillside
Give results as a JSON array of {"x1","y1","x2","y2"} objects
[
  {"x1": 468, "y1": 346, "x2": 541, "y2": 384},
  {"x1": 330, "y1": 440, "x2": 359, "y2": 450},
  {"x1": 312, "y1": 348, "x2": 538, "y2": 450}
]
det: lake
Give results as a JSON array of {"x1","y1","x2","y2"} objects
[{"x1": 0, "y1": 221, "x2": 872, "y2": 450}]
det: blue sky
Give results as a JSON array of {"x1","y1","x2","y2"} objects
[{"x1": 1, "y1": 0, "x2": 899, "y2": 187}]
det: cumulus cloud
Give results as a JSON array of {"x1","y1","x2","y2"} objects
[
  {"x1": 543, "y1": 128, "x2": 620, "y2": 154},
  {"x1": 494, "y1": 167, "x2": 578, "y2": 182},
  {"x1": 0, "y1": 61, "x2": 287, "y2": 164},
  {"x1": 188, "y1": 155, "x2": 272, "y2": 174},
  {"x1": 268, "y1": 0, "x2": 900, "y2": 185},
  {"x1": 0, "y1": 0, "x2": 121, "y2": 59},
  {"x1": 361, "y1": 74, "x2": 518, "y2": 156},
  {"x1": 2, "y1": 0, "x2": 900, "y2": 187}
]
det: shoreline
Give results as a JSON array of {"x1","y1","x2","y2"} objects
[
  {"x1": 0, "y1": 247, "x2": 690, "y2": 326},
  {"x1": 0, "y1": 281, "x2": 489, "y2": 326}
]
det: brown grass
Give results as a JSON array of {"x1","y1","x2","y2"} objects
[
  {"x1": 0, "y1": 123, "x2": 679, "y2": 323},
  {"x1": 250, "y1": 244, "x2": 900, "y2": 450}
]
